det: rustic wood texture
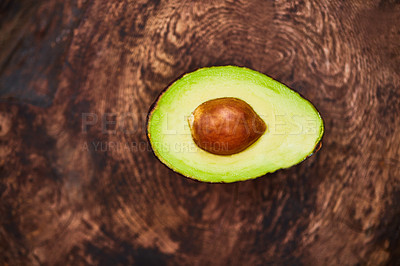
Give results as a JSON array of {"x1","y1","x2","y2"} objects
[{"x1": 1, "y1": 0, "x2": 400, "y2": 265}]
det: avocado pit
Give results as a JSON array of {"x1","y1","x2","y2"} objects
[{"x1": 188, "y1": 97, "x2": 267, "y2": 155}]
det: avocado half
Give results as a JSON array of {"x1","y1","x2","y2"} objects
[{"x1": 147, "y1": 66, "x2": 324, "y2": 183}]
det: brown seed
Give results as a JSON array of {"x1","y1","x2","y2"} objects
[{"x1": 188, "y1": 97, "x2": 267, "y2": 155}]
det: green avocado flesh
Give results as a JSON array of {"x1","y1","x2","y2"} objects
[{"x1": 147, "y1": 66, "x2": 324, "y2": 183}]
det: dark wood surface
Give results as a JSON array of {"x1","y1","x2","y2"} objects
[{"x1": 1, "y1": 0, "x2": 400, "y2": 265}]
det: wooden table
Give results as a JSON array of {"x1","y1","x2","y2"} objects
[{"x1": 1, "y1": 0, "x2": 399, "y2": 265}]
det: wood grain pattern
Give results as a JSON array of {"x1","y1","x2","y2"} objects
[{"x1": 1, "y1": 0, "x2": 399, "y2": 265}]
